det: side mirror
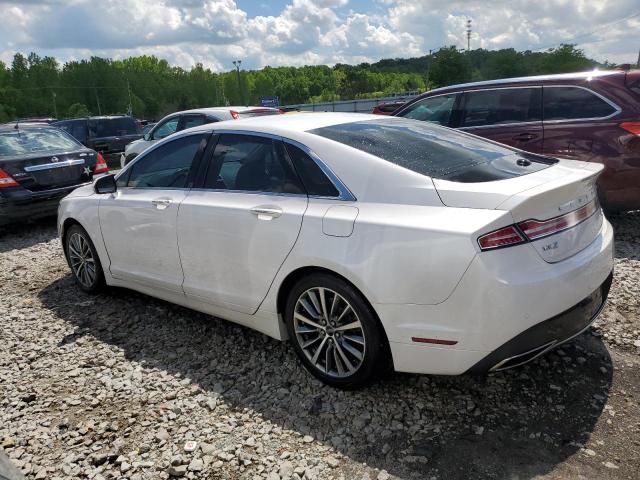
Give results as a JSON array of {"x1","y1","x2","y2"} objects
[
  {"x1": 143, "y1": 133, "x2": 151, "y2": 141},
  {"x1": 94, "y1": 174, "x2": 117, "y2": 194}
]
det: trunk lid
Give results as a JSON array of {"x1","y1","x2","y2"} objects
[
  {"x1": 1, "y1": 149, "x2": 96, "y2": 191},
  {"x1": 433, "y1": 159, "x2": 604, "y2": 263}
]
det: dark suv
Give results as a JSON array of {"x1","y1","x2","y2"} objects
[
  {"x1": 53, "y1": 116, "x2": 142, "y2": 166},
  {"x1": 393, "y1": 70, "x2": 640, "y2": 212}
]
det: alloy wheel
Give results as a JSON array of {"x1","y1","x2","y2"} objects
[
  {"x1": 293, "y1": 287, "x2": 366, "y2": 378},
  {"x1": 68, "y1": 232, "x2": 97, "y2": 288}
]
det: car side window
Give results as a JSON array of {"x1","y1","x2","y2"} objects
[
  {"x1": 284, "y1": 143, "x2": 339, "y2": 197},
  {"x1": 460, "y1": 88, "x2": 541, "y2": 127},
  {"x1": 543, "y1": 86, "x2": 617, "y2": 121},
  {"x1": 125, "y1": 134, "x2": 206, "y2": 189},
  {"x1": 152, "y1": 117, "x2": 179, "y2": 140},
  {"x1": 68, "y1": 120, "x2": 87, "y2": 142},
  {"x1": 203, "y1": 134, "x2": 305, "y2": 194},
  {"x1": 181, "y1": 115, "x2": 207, "y2": 130},
  {"x1": 397, "y1": 94, "x2": 457, "y2": 125}
]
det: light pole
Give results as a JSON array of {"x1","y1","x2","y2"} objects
[
  {"x1": 51, "y1": 91, "x2": 58, "y2": 118},
  {"x1": 232, "y1": 60, "x2": 244, "y2": 105}
]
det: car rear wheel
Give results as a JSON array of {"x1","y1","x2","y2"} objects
[
  {"x1": 66, "y1": 224, "x2": 105, "y2": 293},
  {"x1": 285, "y1": 273, "x2": 387, "y2": 389}
]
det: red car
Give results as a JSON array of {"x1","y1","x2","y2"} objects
[
  {"x1": 372, "y1": 101, "x2": 406, "y2": 115},
  {"x1": 393, "y1": 70, "x2": 640, "y2": 212}
]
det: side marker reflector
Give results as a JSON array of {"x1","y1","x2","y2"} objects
[{"x1": 411, "y1": 337, "x2": 458, "y2": 346}]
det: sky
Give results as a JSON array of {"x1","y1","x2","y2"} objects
[{"x1": 1, "y1": 0, "x2": 639, "y2": 72}]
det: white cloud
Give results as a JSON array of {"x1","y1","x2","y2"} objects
[{"x1": 0, "y1": 0, "x2": 638, "y2": 70}]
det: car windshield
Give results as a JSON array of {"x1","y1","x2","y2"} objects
[
  {"x1": 0, "y1": 128, "x2": 82, "y2": 157},
  {"x1": 89, "y1": 117, "x2": 139, "y2": 137},
  {"x1": 310, "y1": 118, "x2": 555, "y2": 183}
]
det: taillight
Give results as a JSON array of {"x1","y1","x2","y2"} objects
[
  {"x1": 94, "y1": 153, "x2": 108, "y2": 174},
  {"x1": 478, "y1": 226, "x2": 526, "y2": 250},
  {"x1": 518, "y1": 200, "x2": 598, "y2": 240},
  {"x1": 620, "y1": 122, "x2": 640, "y2": 135},
  {"x1": 478, "y1": 199, "x2": 599, "y2": 251},
  {"x1": 0, "y1": 168, "x2": 19, "y2": 188},
  {"x1": 230, "y1": 110, "x2": 239, "y2": 120}
]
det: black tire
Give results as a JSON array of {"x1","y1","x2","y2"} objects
[
  {"x1": 65, "y1": 224, "x2": 105, "y2": 293},
  {"x1": 285, "y1": 273, "x2": 388, "y2": 389}
]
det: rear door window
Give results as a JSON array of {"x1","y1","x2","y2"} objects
[
  {"x1": 310, "y1": 118, "x2": 555, "y2": 183},
  {"x1": 460, "y1": 88, "x2": 541, "y2": 127},
  {"x1": 543, "y1": 86, "x2": 617, "y2": 120},
  {"x1": 396, "y1": 94, "x2": 457, "y2": 125},
  {"x1": 180, "y1": 115, "x2": 207, "y2": 131},
  {"x1": 203, "y1": 134, "x2": 304, "y2": 194}
]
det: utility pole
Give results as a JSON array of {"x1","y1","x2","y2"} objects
[
  {"x1": 637, "y1": 49, "x2": 640, "y2": 68},
  {"x1": 232, "y1": 60, "x2": 243, "y2": 105},
  {"x1": 51, "y1": 91, "x2": 58, "y2": 118},
  {"x1": 126, "y1": 79, "x2": 133, "y2": 117},
  {"x1": 94, "y1": 87, "x2": 102, "y2": 115},
  {"x1": 466, "y1": 19, "x2": 472, "y2": 52}
]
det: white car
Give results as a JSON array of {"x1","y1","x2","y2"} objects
[
  {"x1": 59, "y1": 113, "x2": 614, "y2": 388},
  {"x1": 120, "y1": 106, "x2": 281, "y2": 168}
]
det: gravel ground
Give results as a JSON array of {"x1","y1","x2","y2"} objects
[{"x1": 1, "y1": 213, "x2": 639, "y2": 480}]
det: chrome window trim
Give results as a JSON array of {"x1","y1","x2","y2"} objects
[
  {"x1": 460, "y1": 120, "x2": 542, "y2": 131},
  {"x1": 24, "y1": 158, "x2": 85, "y2": 172},
  {"x1": 187, "y1": 188, "x2": 308, "y2": 199}
]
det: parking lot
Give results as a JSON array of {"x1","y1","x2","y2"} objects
[{"x1": 0, "y1": 212, "x2": 639, "y2": 480}]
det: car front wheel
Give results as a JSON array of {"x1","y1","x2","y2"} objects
[
  {"x1": 65, "y1": 224, "x2": 105, "y2": 293},
  {"x1": 285, "y1": 273, "x2": 387, "y2": 389}
]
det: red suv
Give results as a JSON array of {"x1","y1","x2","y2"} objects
[{"x1": 393, "y1": 70, "x2": 640, "y2": 212}]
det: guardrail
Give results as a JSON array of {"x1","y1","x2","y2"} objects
[{"x1": 283, "y1": 94, "x2": 419, "y2": 113}]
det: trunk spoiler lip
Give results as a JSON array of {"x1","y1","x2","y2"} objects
[{"x1": 493, "y1": 159, "x2": 602, "y2": 212}]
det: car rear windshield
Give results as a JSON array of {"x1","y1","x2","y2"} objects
[
  {"x1": 310, "y1": 118, "x2": 556, "y2": 183},
  {"x1": 0, "y1": 128, "x2": 82, "y2": 157},
  {"x1": 89, "y1": 117, "x2": 139, "y2": 137},
  {"x1": 238, "y1": 109, "x2": 281, "y2": 118}
]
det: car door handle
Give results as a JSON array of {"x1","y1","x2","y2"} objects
[
  {"x1": 151, "y1": 199, "x2": 172, "y2": 209},
  {"x1": 249, "y1": 206, "x2": 282, "y2": 220},
  {"x1": 512, "y1": 132, "x2": 537, "y2": 141}
]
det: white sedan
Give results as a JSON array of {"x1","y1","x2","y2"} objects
[
  {"x1": 58, "y1": 113, "x2": 614, "y2": 388},
  {"x1": 120, "y1": 106, "x2": 281, "y2": 168}
]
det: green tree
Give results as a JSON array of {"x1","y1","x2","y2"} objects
[
  {"x1": 539, "y1": 44, "x2": 595, "y2": 74},
  {"x1": 67, "y1": 102, "x2": 91, "y2": 117},
  {"x1": 429, "y1": 46, "x2": 472, "y2": 87}
]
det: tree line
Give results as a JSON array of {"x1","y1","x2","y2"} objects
[{"x1": 0, "y1": 44, "x2": 607, "y2": 123}]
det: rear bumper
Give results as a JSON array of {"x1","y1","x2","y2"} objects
[
  {"x1": 466, "y1": 271, "x2": 612, "y2": 373},
  {"x1": 0, "y1": 183, "x2": 89, "y2": 225},
  {"x1": 382, "y1": 218, "x2": 614, "y2": 375}
]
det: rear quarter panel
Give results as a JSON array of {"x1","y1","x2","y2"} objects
[{"x1": 262, "y1": 200, "x2": 512, "y2": 313}]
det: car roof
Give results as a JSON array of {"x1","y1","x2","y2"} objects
[
  {"x1": 193, "y1": 112, "x2": 381, "y2": 135},
  {"x1": 177, "y1": 106, "x2": 280, "y2": 116},
  {"x1": 425, "y1": 69, "x2": 626, "y2": 94},
  {"x1": 54, "y1": 115, "x2": 133, "y2": 122}
]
